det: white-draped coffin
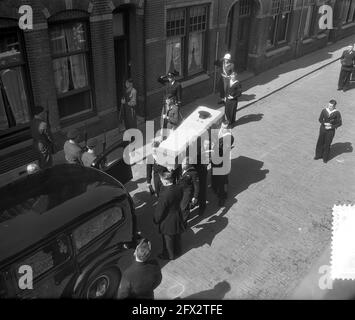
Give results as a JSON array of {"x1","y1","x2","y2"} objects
[{"x1": 156, "y1": 106, "x2": 224, "y2": 167}]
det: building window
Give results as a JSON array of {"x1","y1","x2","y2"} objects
[
  {"x1": 49, "y1": 21, "x2": 93, "y2": 119},
  {"x1": 267, "y1": 0, "x2": 293, "y2": 47},
  {"x1": 166, "y1": 5, "x2": 208, "y2": 78},
  {"x1": 341, "y1": 0, "x2": 355, "y2": 24},
  {"x1": 0, "y1": 30, "x2": 31, "y2": 132}
]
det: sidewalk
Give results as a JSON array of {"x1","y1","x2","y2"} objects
[
  {"x1": 82, "y1": 33, "x2": 355, "y2": 159},
  {"x1": 2, "y1": 33, "x2": 355, "y2": 184}
]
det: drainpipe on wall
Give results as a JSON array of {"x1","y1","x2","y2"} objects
[
  {"x1": 213, "y1": 0, "x2": 221, "y2": 93},
  {"x1": 142, "y1": 0, "x2": 147, "y2": 121},
  {"x1": 295, "y1": 0, "x2": 306, "y2": 58}
]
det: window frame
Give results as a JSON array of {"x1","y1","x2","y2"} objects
[
  {"x1": 166, "y1": 4, "x2": 210, "y2": 80},
  {"x1": 0, "y1": 25, "x2": 34, "y2": 141},
  {"x1": 72, "y1": 205, "x2": 126, "y2": 253},
  {"x1": 9, "y1": 234, "x2": 73, "y2": 291},
  {"x1": 48, "y1": 18, "x2": 95, "y2": 121},
  {"x1": 267, "y1": 0, "x2": 293, "y2": 49}
]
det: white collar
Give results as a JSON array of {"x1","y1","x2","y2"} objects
[{"x1": 326, "y1": 107, "x2": 336, "y2": 115}]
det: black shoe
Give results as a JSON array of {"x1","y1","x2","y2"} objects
[
  {"x1": 337, "y1": 88, "x2": 342, "y2": 91},
  {"x1": 343, "y1": 88, "x2": 347, "y2": 92},
  {"x1": 218, "y1": 100, "x2": 224, "y2": 105},
  {"x1": 323, "y1": 159, "x2": 328, "y2": 163},
  {"x1": 314, "y1": 157, "x2": 321, "y2": 160}
]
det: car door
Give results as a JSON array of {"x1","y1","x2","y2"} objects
[{"x1": 94, "y1": 141, "x2": 133, "y2": 185}]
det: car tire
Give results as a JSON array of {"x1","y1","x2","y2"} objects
[{"x1": 84, "y1": 266, "x2": 121, "y2": 299}]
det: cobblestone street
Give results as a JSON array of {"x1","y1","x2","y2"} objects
[{"x1": 127, "y1": 58, "x2": 355, "y2": 299}]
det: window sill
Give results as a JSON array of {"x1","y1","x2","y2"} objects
[
  {"x1": 342, "y1": 22, "x2": 355, "y2": 30},
  {"x1": 181, "y1": 73, "x2": 210, "y2": 89},
  {"x1": 265, "y1": 45, "x2": 291, "y2": 58},
  {"x1": 60, "y1": 110, "x2": 97, "y2": 128},
  {"x1": 302, "y1": 38, "x2": 315, "y2": 44},
  {"x1": 316, "y1": 33, "x2": 327, "y2": 40}
]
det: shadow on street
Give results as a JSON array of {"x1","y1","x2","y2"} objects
[
  {"x1": 329, "y1": 142, "x2": 353, "y2": 161},
  {"x1": 233, "y1": 113, "x2": 264, "y2": 127},
  {"x1": 176, "y1": 280, "x2": 231, "y2": 300}
]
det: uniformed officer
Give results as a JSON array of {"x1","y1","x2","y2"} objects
[
  {"x1": 178, "y1": 157, "x2": 199, "y2": 222},
  {"x1": 30, "y1": 105, "x2": 54, "y2": 169},
  {"x1": 338, "y1": 43, "x2": 355, "y2": 92},
  {"x1": 63, "y1": 128, "x2": 83, "y2": 165},
  {"x1": 158, "y1": 71, "x2": 182, "y2": 106},
  {"x1": 81, "y1": 138, "x2": 97, "y2": 167},
  {"x1": 214, "y1": 53, "x2": 235, "y2": 104},
  {"x1": 161, "y1": 96, "x2": 180, "y2": 133}
]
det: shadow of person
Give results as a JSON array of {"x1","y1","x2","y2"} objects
[
  {"x1": 238, "y1": 93, "x2": 256, "y2": 102},
  {"x1": 178, "y1": 280, "x2": 231, "y2": 300},
  {"x1": 233, "y1": 113, "x2": 264, "y2": 128},
  {"x1": 182, "y1": 213, "x2": 229, "y2": 253},
  {"x1": 328, "y1": 142, "x2": 353, "y2": 161}
]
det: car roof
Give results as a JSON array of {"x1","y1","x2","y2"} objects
[{"x1": 0, "y1": 164, "x2": 127, "y2": 265}]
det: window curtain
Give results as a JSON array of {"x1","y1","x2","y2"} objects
[
  {"x1": 0, "y1": 68, "x2": 29, "y2": 125},
  {"x1": 166, "y1": 38, "x2": 181, "y2": 75},
  {"x1": 65, "y1": 24, "x2": 88, "y2": 89},
  {"x1": 342, "y1": 0, "x2": 351, "y2": 22},
  {"x1": 303, "y1": 6, "x2": 313, "y2": 37},
  {"x1": 348, "y1": 0, "x2": 355, "y2": 22},
  {"x1": 53, "y1": 57, "x2": 70, "y2": 93},
  {"x1": 188, "y1": 32, "x2": 203, "y2": 74}
]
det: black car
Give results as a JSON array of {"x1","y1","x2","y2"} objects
[{"x1": 0, "y1": 164, "x2": 138, "y2": 298}]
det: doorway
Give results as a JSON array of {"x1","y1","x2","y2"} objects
[
  {"x1": 226, "y1": 0, "x2": 253, "y2": 73},
  {"x1": 113, "y1": 9, "x2": 131, "y2": 117}
]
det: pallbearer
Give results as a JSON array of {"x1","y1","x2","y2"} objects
[
  {"x1": 160, "y1": 96, "x2": 180, "y2": 133},
  {"x1": 178, "y1": 156, "x2": 199, "y2": 222},
  {"x1": 211, "y1": 121, "x2": 234, "y2": 207},
  {"x1": 314, "y1": 100, "x2": 342, "y2": 163}
]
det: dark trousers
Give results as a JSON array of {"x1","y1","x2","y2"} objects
[
  {"x1": 162, "y1": 234, "x2": 181, "y2": 259},
  {"x1": 338, "y1": 68, "x2": 352, "y2": 90},
  {"x1": 195, "y1": 164, "x2": 207, "y2": 209},
  {"x1": 225, "y1": 99, "x2": 238, "y2": 124},
  {"x1": 315, "y1": 127, "x2": 335, "y2": 162},
  {"x1": 180, "y1": 191, "x2": 192, "y2": 222},
  {"x1": 153, "y1": 173, "x2": 163, "y2": 197},
  {"x1": 35, "y1": 142, "x2": 53, "y2": 169},
  {"x1": 211, "y1": 174, "x2": 228, "y2": 200}
]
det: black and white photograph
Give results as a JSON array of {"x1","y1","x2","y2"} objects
[{"x1": 1, "y1": 0, "x2": 355, "y2": 307}]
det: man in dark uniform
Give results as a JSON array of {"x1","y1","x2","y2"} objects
[
  {"x1": 214, "y1": 53, "x2": 235, "y2": 104},
  {"x1": 178, "y1": 157, "x2": 199, "y2": 222},
  {"x1": 158, "y1": 71, "x2": 182, "y2": 106},
  {"x1": 314, "y1": 99, "x2": 342, "y2": 163},
  {"x1": 161, "y1": 96, "x2": 180, "y2": 132},
  {"x1": 117, "y1": 238, "x2": 162, "y2": 299},
  {"x1": 63, "y1": 128, "x2": 83, "y2": 165},
  {"x1": 338, "y1": 44, "x2": 355, "y2": 92},
  {"x1": 30, "y1": 105, "x2": 54, "y2": 169},
  {"x1": 153, "y1": 171, "x2": 185, "y2": 260},
  {"x1": 146, "y1": 140, "x2": 168, "y2": 197},
  {"x1": 211, "y1": 121, "x2": 234, "y2": 207}
]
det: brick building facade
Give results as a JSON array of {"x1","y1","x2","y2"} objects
[{"x1": 0, "y1": 0, "x2": 354, "y2": 173}]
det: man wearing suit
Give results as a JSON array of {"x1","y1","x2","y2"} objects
[
  {"x1": 117, "y1": 238, "x2": 162, "y2": 299},
  {"x1": 338, "y1": 44, "x2": 355, "y2": 92},
  {"x1": 63, "y1": 128, "x2": 83, "y2": 165},
  {"x1": 178, "y1": 157, "x2": 199, "y2": 222},
  {"x1": 153, "y1": 171, "x2": 185, "y2": 260},
  {"x1": 314, "y1": 99, "x2": 342, "y2": 163}
]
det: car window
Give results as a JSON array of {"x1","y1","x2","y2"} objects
[
  {"x1": 13, "y1": 236, "x2": 71, "y2": 282},
  {"x1": 73, "y1": 206, "x2": 124, "y2": 250}
]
